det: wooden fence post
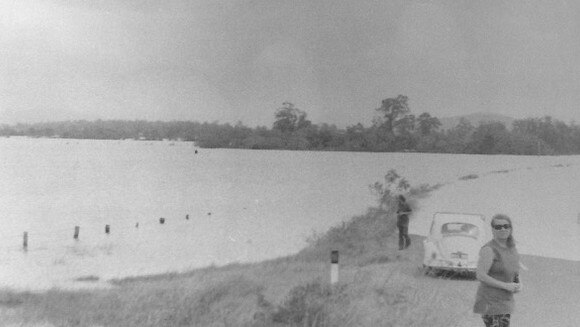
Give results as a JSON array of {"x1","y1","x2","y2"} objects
[
  {"x1": 105, "y1": 225, "x2": 110, "y2": 234},
  {"x1": 74, "y1": 226, "x2": 80, "y2": 240},
  {"x1": 23, "y1": 232, "x2": 28, "y2": 251}
]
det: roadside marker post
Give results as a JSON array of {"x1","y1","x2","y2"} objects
[{"x1": 331, "y1": 250, "x2": 339, "y2": 284}]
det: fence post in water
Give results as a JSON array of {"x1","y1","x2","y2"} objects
[
  {"x1": 23, "y1": 232, "x2": 28, "y2": 251},
  {"x1": 159, "y1": 218, "x2": 165, "y2": 224},
  {"x1": 74, "y1": 226, "x2": 80, "y2": 240},
  {"x1": 331, "y1": 250, "x2": 339, "y2": 284},
  {"x1": 105, "y1": 224, "x2": 110, "y2": 234}
]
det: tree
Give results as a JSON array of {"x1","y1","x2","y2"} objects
[
  {"x1": 512, "y1": 117, "x2": 541, "y2": 135},
  {"x1": 417, "y1": 112, "x2": 441, "y2": 136},
  {"x1": 273, "y1": 102, "x2": 311, "y2": 133},
  {"x1": 304, "y1": 124, "x2": 339, "y2": 149},
  {"x1": 345, "y1": 123, "x2": 370, "y2": 150},
  {"x1": 395, "y1": 114, "x2": 416, "y2": 136},
  {"x1": 512, "y1": 116, "x2": 563, "y2": 154},
  {"x1": 443, "y1": 118, "x2": 474, "y2": 153},
  {"x1": 466, "y1": 122, "x2": 510, "y2": 154},
  {"x1": 375, "y1": 95, "x2": 410, "y2": 135}
]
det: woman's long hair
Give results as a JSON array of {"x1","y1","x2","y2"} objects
[{"x1": 491, "y1": 214, "x2": 516, "y2": 248}]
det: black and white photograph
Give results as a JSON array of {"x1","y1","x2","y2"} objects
[{"x1": 0, "y1": 1, "x2": 579, "y2": 326}]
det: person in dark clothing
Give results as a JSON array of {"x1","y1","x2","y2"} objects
[{"x1": 396, "y1": 195, "x2": 412, "y2": 250}]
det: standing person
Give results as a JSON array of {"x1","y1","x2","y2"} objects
[
  {"x1": 396, "y1": 195, "x2": 412, "y2": 250},
  {"x1": 473, "y1": 214, "x2": 521, "y2": 327}
]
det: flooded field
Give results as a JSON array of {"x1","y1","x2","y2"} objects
[{"x1": 0, "y1": 137, "x2": 578, "y2": 289}]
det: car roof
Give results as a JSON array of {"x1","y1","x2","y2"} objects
[
  {"x1": 428, "y1": 212, "x2": 488, "y2": 240},
  {"x1": 432, "y1": 212, "x2": 486, "y2": 227}
]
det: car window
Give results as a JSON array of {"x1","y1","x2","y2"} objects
[{"x1": 441, "y1": 223, "x2": 479, "y2": 238}]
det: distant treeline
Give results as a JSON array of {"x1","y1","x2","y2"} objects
[{"x1": 2, "y1": 96, "x2": 580, "y2": 155}]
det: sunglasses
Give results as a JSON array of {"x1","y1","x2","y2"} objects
[{"x1": 492, "y1": 224, "x2": 511, "y2": 230}]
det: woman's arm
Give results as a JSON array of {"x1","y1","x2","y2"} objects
[{"x1": 476, "y1": 246, "x2": 518, "y2": 292}]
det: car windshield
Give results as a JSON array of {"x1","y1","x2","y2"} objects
[{"x1": 441, "y1": 222, "x2": 479, "y2": 238}]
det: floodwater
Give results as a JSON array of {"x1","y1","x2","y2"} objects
[{"x1": 0, "y1": 137, "x2": 578, "y2": 290}]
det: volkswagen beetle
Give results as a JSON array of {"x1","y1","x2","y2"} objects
[{"x1": 423, "y1": 212, "x2": 488, "y2": 277}]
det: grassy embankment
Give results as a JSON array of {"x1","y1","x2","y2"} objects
[{"x1": 0, "y1": 173, "x2": 479, "y2": 327}]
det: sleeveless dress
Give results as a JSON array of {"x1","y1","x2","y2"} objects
[{"x1": 473, "y1": 240, "x2": 520, "y2": 315}]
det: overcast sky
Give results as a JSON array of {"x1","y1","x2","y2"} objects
[{"x1": 1, "y1": 0, "x2": 579, "y2": 127}]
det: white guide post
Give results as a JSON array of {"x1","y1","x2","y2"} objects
[{"x1": 331, "y1": 250, "x2": 339, "y2": 284}]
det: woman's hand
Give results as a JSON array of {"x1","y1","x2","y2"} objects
[
  {"x1": 504, "y1": 282, "x2": 521, "y2": 293},
  {"x1": 514, "y1": 282, "x2": 523, "y2": 293}
]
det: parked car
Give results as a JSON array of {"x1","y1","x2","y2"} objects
[{"x1": 423, "y1": 212, "x2": 488, "y2": 276}]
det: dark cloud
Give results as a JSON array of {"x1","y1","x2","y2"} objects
[{"x1": 1, "y1": 0, "x2": 580, "y2": 126}]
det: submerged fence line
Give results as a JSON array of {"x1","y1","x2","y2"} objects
[
  {"x1": 1, "y1": 213, "x2": 198, "y2": 254},
  {"x1": 0, "y1": 231, "x2": 217, "y2": 269}
]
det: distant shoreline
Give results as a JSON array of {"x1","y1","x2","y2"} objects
[{"x1": 4, "y1": 114, "x2": 580, "y2": 155}]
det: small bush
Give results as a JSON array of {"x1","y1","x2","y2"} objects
[
  {"x1": 272, "y1": 280, "x2": 348, "y2": 326},
  {"x1": 458, "y1": 174, "x2": 478, "y2": 180},
  {"x1": 370, "y1": 169, "x2": 410, "y2": 210}
]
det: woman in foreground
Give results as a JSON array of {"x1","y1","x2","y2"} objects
[{"x1": 473, "y1": 214, "x2": 522, "y2": 327}]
